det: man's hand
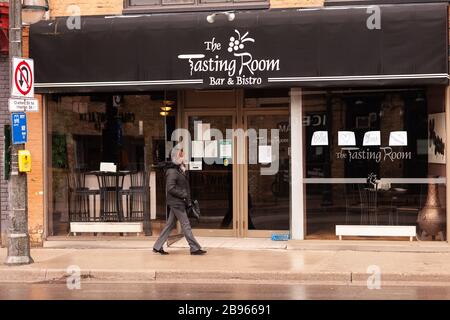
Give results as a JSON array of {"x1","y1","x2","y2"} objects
[{"x1": 184, "y1": 198, "x2": 193, "y2": 208}]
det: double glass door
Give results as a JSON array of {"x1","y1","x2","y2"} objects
[{"x1": 184, "y1": 109, "x2": 290, "y2": 237}]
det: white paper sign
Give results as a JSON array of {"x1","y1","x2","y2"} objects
[
  {"x1": 389, "y1": 131, "x2": 408, "y2": 146},
  {"x1": 363, "y1": 131, "x2": 381, "y2": 146},
  {"x1": 201, "y1": 123, "x2": 211, "y2": 140},
  {"x1": 258, "y1": 145, "x2": 272, "y2": 164},
  {"x1": 195, "y1": 122, "x2": 211, "y2": 141},
  {"x1": 192, "y1": 140, "x2": 204, "y2": 158},
  {"x1": 204, "y1": 140, "x2": 218, "y2": 158},
  {"x1": 194, "y1": 121, "x2": 202, "y2": 140},
  {"x1": 219, "y1": 140, "x2": 232, "y2": 158},
  {"x1": 100, "y1": 162, "x2": 116, "y2": 172},
  {"x1": 338, "y1": 131, "x2": 356, "y2": 146},
  {"x1": 311, "y1": 131, "x2": 328, "y2": 146},
  {"x1": 189, "y1": 161, "x2": 202, "y2": 171}
]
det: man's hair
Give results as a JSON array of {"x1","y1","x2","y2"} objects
[{"x1": 171, "y1": 145, "x2": 184, "y2": 165}]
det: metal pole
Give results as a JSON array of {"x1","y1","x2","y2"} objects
[{"x1": 5, "y1": 0, "x2": 33, "y2": 265}]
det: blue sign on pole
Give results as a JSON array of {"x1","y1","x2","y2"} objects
[{"x1": 11, "y1": 112, "x2": 27, "y2": 144}]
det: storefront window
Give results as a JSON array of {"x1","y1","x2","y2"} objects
[
  {"x1": 47, "y1": 93, "x2": 175, "y2": 236},
  {"x1": 302, "y1": 88, "x2": 447, "y2": 240}
]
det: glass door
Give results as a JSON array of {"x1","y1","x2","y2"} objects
[
  {"x1": 243, "y1": 110, "x2": 291, "y2": 237},
  {"x1": 184, "y1": 110, "x2": 237, "y2": 236}
]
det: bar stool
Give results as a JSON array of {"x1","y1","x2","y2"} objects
[
  {"x1": 67, "y1": 171, "x2": 97, "y2": 222},
  {"x1": 95, "y1": 172, "x2": 126, "y2": 222},
  {"x1": 122, "y1": 171, "x2": 152, "y2": 235},
  {"x1": 360, "y1": 185, "x2": 378, "y2": 225}
]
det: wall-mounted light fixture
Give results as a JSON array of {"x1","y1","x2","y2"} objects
[
  {"x1": 22, "y1": 0, "x2": 49, "y2": 25},
  {"x1": 206, "y1": 11, "x2": 235, "y2": 24}
]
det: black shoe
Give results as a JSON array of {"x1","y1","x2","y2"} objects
[
  {"x1": 190, "y1": 249, "x2": 207, "y2": 255},
  {"x1": 153, "y1": 248, "x2": 169, "y2": 255}
]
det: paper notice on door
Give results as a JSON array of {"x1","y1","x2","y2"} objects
[
  {"x1": 258, "y1": 145, "x2": 272, "y2": 164},
  {"x1": 204, "y1": 140, "x2": 218, "y2": 158},
  {"x1": 201, "y1": 123, "x2": 211, "y2": 140},
  {"x1": 195, "y1": 122, "x2": 211, "y2": 141},
  {"x1": 192, "y1": 140, "x2": 204, "y2": 158},
  {"x1": 189, "y1": 161, "x2": 202, "y2": 171},
  {"x1": 219, "y1": 139, "x2": 232, "y2": 158},
  {"x1": 194, "y1": 121, "x2": 202, "y2": 141}
]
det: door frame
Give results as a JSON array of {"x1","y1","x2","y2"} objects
[
  {"x1": 242, "y1": 108, "x2": 291, "y2": 237},
  {"x1": 181, "y1": 92, "x2": 291, "y2": 238},
  {"x1": 183, "y1": 109, "x2": 238, "y2": 237}
]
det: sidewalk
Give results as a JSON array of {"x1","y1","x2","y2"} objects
[{"x1": 2, "y1": 238, "x2": 450, "y2": 286}]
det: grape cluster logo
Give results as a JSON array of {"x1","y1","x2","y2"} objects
[
  {"x1": 178, "y1": 30, "x2": 280, "y2": 86},
  {"x1": 227, "y1": 30, "x2": 254, "y2": 53}
]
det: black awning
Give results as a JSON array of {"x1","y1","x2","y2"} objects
[{"x1": 30, "y1": 3, "x2": 448, "y2": 92}]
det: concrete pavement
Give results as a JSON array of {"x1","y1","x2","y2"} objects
[{"x1": 2, "y1": 238, "x2": 450, "y2": 286}]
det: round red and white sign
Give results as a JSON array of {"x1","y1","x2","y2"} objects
[{"x1": 11, "y1": 58, "x2": 34, "y2": 98}]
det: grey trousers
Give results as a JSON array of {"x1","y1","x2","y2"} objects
[{"x1": 153, "y1": 205, "x2": 201, "y2": 252}]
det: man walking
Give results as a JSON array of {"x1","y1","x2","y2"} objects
[{"x1": 153, "y1": 146, "x2": 206, "y2": 255}]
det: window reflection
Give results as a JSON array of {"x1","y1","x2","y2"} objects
[
  {"x1": 47, "y1": 93, "x2": 174, "y2": 235},
  {"x1": 303, "y1": 89, "x2": 447, "y2": 240}
]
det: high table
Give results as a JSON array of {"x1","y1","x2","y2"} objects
[{"x1": 90, "y1": 171, "x2": 130, "y2": 222}]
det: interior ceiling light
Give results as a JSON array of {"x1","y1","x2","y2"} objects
[{"x1": 160, "y1": 106, "x2": 172, "y2": 112}]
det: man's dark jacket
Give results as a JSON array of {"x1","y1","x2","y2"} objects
[{"x1": 165, "y1": 162, "x2": 191, "y2": 208}]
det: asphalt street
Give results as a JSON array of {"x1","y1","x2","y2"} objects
[{"x1": 1, "y1": 282, "x2": 450, "y2": 300}]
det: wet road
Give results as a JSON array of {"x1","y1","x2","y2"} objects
[{"x1": 1, "y1": 282, "x2": 450, "y2": 300}]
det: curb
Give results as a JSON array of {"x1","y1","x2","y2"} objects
[
  {"x1": 155, "y1": 270, "x2": 351, "y2": 283},
  {"x1": 2, "y1": 268, "x2": 450, "y2": 285}
]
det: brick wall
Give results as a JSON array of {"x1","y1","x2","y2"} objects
[
  {"x1": 48, "y1": 0, "x2": 123, "y2": 17},
  {"x1": 271, "y1": 0, "x2": 323, "y2": 8},
  {"x1": 0, "y1": 54, "x2": 9, "y2": 247},
  {"x1": 47, "y1": 0, "x2": 324, "y2": 17},
  {"x1": 26, "y1": 95, "x2": 44, "y2": 246}
]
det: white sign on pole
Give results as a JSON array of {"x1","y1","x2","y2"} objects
[
  {"x1": 11, "y1": 57, "x2": 34, "y2": 99},
  {"x1": 8, "y1": 98, "x2": 39, "y2": 112}
]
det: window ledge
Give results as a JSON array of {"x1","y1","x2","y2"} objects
[{"x1": 123, "y1": 2, "x2": 269, "y2": 14}]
